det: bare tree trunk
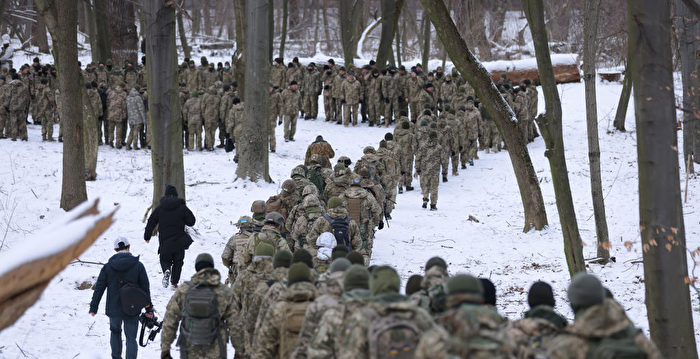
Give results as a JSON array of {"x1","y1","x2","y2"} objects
[
  {"x1": 202, "y1": 0, "x2": 212, "y2": 36},
  {"x1": 313, "y1": 7, "x2": 320, "y2": 56},
  {"x1": 190, "y1": 1, "x2": 200, "y2": 37},
  {"x1": 176, "y1": 8, "x2": 190, "y2": 60},
  {"x1": 108, "y1": 0, "x2": 138, "y2": 66},
  {"x1": 628, "y1": 0, "x2": 698, "y2": 357},
  {"x1": 32, "y1": 5, "x2": 49, "y2": 53},
  {"x1": 280, "y1": 0, "x2": 288, "y2": 60},
  {"x1": 583, "y1": 0, "x2": 610, "y2": 263},
  {"x1": 233, "y1": 0, "x2": 246, "y2": 99},
  {"x1": 35, "y1": 0, "x2": 87, "y2": 210},
  {"x1": 92, "y1": 0, "x2": 111, "y2": 63},
  {"x1": 376, "y1": 0, "x2": 405, "y2": 70},
  {"x1": 421, "y1": 10, "x2": 430, "y2": 69},
  {"x1": 145, "y1": 0, "x2": 185, "y2": 207},
  {"x1": 395, "y1": 15, "x2": 401, "y2": 67},
  {"x1": 524, "y1": 0, "x2": 585, "y2": 276},
  {"x1": 339, "y1": 0, "x2": 364, "y2": 66},
  {"x1": 268, "y1": 1, "x2": 274, "y2": 61},
  {"x1": 613, "y1": 61, "x2": 632, "y2": 132},
  {"x1": 677, "y1": 0, "x2": 699, "y2": 169},
  {"x1": 421, "y1": 0, "x2": 548, "y2": 233},
  {"x1": 86, "y1": 0, "x2": 99, "y2": 63},
  {"x1": 489, "y1": 1, "x2": 507, "y2": 43},
  {"x1": 322, "y1": 1, "x2": 332, "y2": 54},
  {"x1": 237, "y1": 0, "x2": 271, "y2": 183}
]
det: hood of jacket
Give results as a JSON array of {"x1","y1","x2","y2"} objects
[
  {"x1": 159, "y1": 196, "x2": 185, "y2": 210},
  {"x1": 285, "y1": 281, "x2": 318, "y2": 302},
  {"x1": 190, "y1": 267, "x2": 222, "y2": 286},
  {"x1": 567, "y1": 299, "x2": 633, "y2": 338},
  {"x1": 108, "y1": 252, "x2": 139, "y2": 272}
]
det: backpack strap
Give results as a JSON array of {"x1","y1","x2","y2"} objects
[{"x1": 323, "y1": 214, "x2": 332, "y2": 224}]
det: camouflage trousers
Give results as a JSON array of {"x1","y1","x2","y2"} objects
[
  {"x1": 218, "y1": 118, "x2": 226, "y2": 146},
  {"x1": 204, "y1": 118, "x2": 218, "y2": 149},
  {"x1": 460, "y1": 138, "x2": 478, "y2": 165},
  {"x1": 399, "y1": 151, "x2": 414, "y2": 188},
  {"x1": 120, "y1": 119, "x2": 127, "y2": 146},
  {"x1": 409, "y1": 101, "x2": 420, "y2": 122},
  {"x1": 333, "y1": 97, "x2": 343, "y2": 123},
  {"x1": 40, "y1": 115, "x2": 54, "y2": 140},
  {"x1": 187, "y1": 121, "x2": 203, "y2": 150},
  {"x1": 383, "y1": 98, "x2": 399, "y2": 126},
  {"x1": 367, "y1": 98, "x2": 381, "y2": 125},
  {"x1": 343, "y1": 103, "x2": 359, "y2": 126},
  {"x1": 107, "y1": 119, "x2": 124, "y2": 147},
  {"x1": 481, "y1": 121, "x2": 501, "y2": 152},
  {"x1": 420, "y1": 173, "x2": 439, "y2": 205},
  {"x1": 284, "y1": 113, "x2": 297, "y2": 140},
  {"x1": 126, "y1": 123, "x2": 143, "y2": 149},
  {"x1": 451, "y1": 150, "x2": 460, "y2": 175},
  {"x1": 268, "y1": 113, "x2": 277, "y2": 152},
  {"x1": 0, "y1": 111, "x2": 6, "y2": 137},
  {"x1": 323, "y1": 92, "x2": 334, "y2": 121},
  {"x1": 385, "y1": 181, "x2": 397, "y2": 215},
  {"x1": 441, "y1": 149, "x2": 450, "y2": 176},
  {"x1": 11, "y1": 111, "x2": 27, "y2": 140},
  {"x1": 303, "y1": 94, "x2": 319, "y2": 118}
]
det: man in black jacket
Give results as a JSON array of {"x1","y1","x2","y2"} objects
[
  {"x1": 144, "y1": 184, "x2": 196, "y2": 288},
  {"x1": 89, "y1": 237, "x2": 152, "y2": 359}
]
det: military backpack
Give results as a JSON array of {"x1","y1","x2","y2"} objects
[
  {"x1": 585, "y1": 326, "x2": 648, "y2": 359},
  {"x1": 323, "y1": 214, "x2": 351, "y2": 250},
  {"x1": 178, "y1": 283, "x2": 225, "y2": 356},
  {"x1": 367, "y1": 312, "x2": 421, "y2": 359},
  {"x1": 307, "y1": 168, "x2": 326, "y2": 197},
  {"x1": 279, "y1": 300, "x2": 312, "y2": 359}
]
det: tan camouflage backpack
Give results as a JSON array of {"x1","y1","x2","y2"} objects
[
  {"x1": 279, "y1": 300, "x2": 312, "y2": 359},
  {"x1": 367, "y1": 310, "x2": 422, "y2": 359}
]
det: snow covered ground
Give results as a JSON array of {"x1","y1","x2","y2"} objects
[{"x1": 0, "y1": 76, "x2": 698, "y2": 358}]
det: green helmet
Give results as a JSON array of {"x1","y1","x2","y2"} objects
[
  {"x1": 236, "y1": 215, "x2": 253, "y2": 229},
  {"x1": 291, "y1": 166, "x2": 306, "y2": 178},
  {"x1": 264, "y1": 211, "x2": 285, "y2": 226}
]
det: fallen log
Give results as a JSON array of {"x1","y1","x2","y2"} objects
[
  {"x1": 483, "y1": 54, "x2": 581, "y2": 85},
  {"x1": 0, "y1": 199, "x2": 116, "y2": 332}
]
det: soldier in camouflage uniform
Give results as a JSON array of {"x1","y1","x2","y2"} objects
[
  {"x1": 253, "y1": 262, "x2": 318, "y2": 359},
  {"x1": 36, "y1": 79, "x2": 55, "y2": 141},
  {"x1": 546, "y1": 273, "x2": 660, "y2": 359},
  {"x1": 123, "y1": 62, "x2": 141, "y2": 89},
  {"x1": 304, "y1": 135, "x2": 335, "y2": 168},
  {"x1": 160, "y1": 254, "x2": 236, "y2": 359},
  {"x1": 513, "y1": 86, "x2": 530, "y2": 144},
  {"x1": 125, "y1": 87, "x2": 145, "y2": 150},
  {"x1": 308, "y1": 265, "x2": 371, "y2": 359},
  {"x1": 416, "y1": 131, "x2": 443, "y2": 210},
  {"x1": 459, "y1": 98, "x2": 481, "y2": 167},
  {"x1": 281, "y1": 81, "x2": 301, "y2": 141},
  {"x1": 182, "y1": 90, "x2": 203, "y2": 151},
  {"x1": 202, "y1": 63, "x2": 219, "y2": 89},
  {"x1": 185, "y1": 60, "x2": 202, "y2": 93},
  {"x1": 8, "y1": 74, "x2": 28, "y2": 141},
  {"x1": 410, "y1": 257, "x2": 448, "y2": 314},
  {"x1": 218, "y1": 84, "x2": 235, "y2": 148},
  {"x1": 331, "y1": 67, "x2": 347, "y2": 124},
  {"x1": 341, "y1": 72, "x2": 363, "y2": 127},
  {"x1": 394, "y1": 119, "x2": 416, "y2": 192},
  {"x1": 106, "y1": 83, "x2": 127, "y2": 148},
  {"x1": 321, "y1": 65, "x2": 335, "y2": 122},
  {"x1": 437, "y1": 119, "x2": 455, "y2": 182},
  {"x1": 221, "y1": 216, "x2": 254, "y2": 285},
  {"x1": 339, "y1": 175, "x2": 381, "y2": 258},
  {"x1": 0, "y1": 75, "x2": 9, "y2": 138},
  {"x1": 481, "y1": 103, "x2": 501, "y2": 153},
  {"x1": 414, "y1": 274, "x2": 516, "y2": 359},
  {"x1": 201, "y1": 87, "x2": 220, "y2": 151},
  {"x1": 524, "y1": 79, "x2": 538, "y2": 142},
  {"x1": 407, "y1": 70, "x2": 424, "y2": 122},
  {"x1": 293, "y1": 258, "x2": 351, "y2": 359},
  {"x1": 418, "y1": 82, "x2": 437, "y2": 116},
  {"x1": 365, "y1": 69, "x2": 382, "y2": 126},
  {"x1": 225, "y1": 97, "x2": 244, "y2": 158},
  {"x1": 324, "y1": 163, "x2": 353, "y2": 202},
  {"x1": 376, "y1": 139, "x2": 399, "y2": 217},
  {"x1": 230, "y1": 243, "x2": 277, "y2": 357},
  {"x1": 440, "y1": 75, "x2": 457, "y2": 105},
  {"x1": 306, "y1": 197, "x2": 364, "y2": 257},
  {"x1": 303, "y1": 63, "x2": 322, "y2": 119},
  {"x1": 290, "y1": 165, "x2": 315, "y2": 201},
  {"x1": 269, "y1": 86, "x2": 281, "y2": 152},
  {"x1": 287, "y1": 185, "x2": 326, "y2": 250},
  {"x1": 381, "y1": 68, "x2": 400, "y2": 127},
  {"x1": 240, "y1": 212, "x2": 290, "y2": 267},
  {"x1": 339, "y1": 266, "x2": 437, "y2": 359}
]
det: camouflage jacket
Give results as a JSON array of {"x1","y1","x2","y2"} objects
[
  {"x1": 230, "y1": 257, "x2": 275, "y2": 354},
  {"x1": 339, "y1": 294, "x2": 437, "y2": 359},
  {"x1": 339, "y1": 186, "x2": 382, "y2": 237},
  {"x1": 202, "y1": 69, "x2": 219, "y2": 88},
  {"x1": 504, "y1": 305, "x2": 567, "y2": 358},
  {"x1": 222, "y1": 229, "x2": 252, "y2": 270},
  {"x1": 415, "y1": 300, "x2": 515, "y2": 359},
  {"x1": 126, "y1": 88, "x2": 146, "y2": 125},
  {"x1": 8, "y1": 80, "x2": 29, "y2": 112},
  {"x1": 226, "y1": 103, "x2": 244, "y2": 138},
  {"x1": 418, "y1": 89, "x2": 436, "y2": 113},
  {"x1": 461, "y1": 105, "x2": 481, "y2": 141},
  {"x1": 546, "y1": 300, "x2": 661, "y2": 359},
  {"x1": 527, "y1": 86, "x2": 538, "y2": 118},
  {"x1": 306, "y1": 206, "x2": 363, "y2": 253},
  {"x1": 305, "y1": 140, "x2": 335, "y2": 167},
  {"x1": 514, "y1": 91, "x2": 530, "y2": 121},
  {"x1": 106, "y1": 87, "x2": 127, "y2": 122},
  {"x1": 252, "y1": 281, "x2": 318, "y2": 359},
  {"x1": 308, "y1": 289, "x2": 371, "y2": 359},
  {"x1": 35, "y1": 84, "x2": 55, "y2": 116},
  {"x1": 292, "y1": 271, "x2": 345, "y2": 359},
  {"x1": 441, "y1": 80, "x2": 457, "y2": 103},
  {"x1": 302, "y1": 70, "x2": 322, "y2": 96},
  {"x1": 244, "y1": 266, "x2": 288, "y2": 353},
  {"x1": 438, "y1": 123, "x2": 455, "y2": 153},
  {"x1": 160, "y1": 268, "x2": 236, "y2": 357},
  {"x1": 407, "y1": 75, "x2": 424, "y2": 102},
  {"x1": 380, "y1": 73, "x2": 398, "y2": 100},
  {"x1": 415, "y1": 139, "x2": 443, "y2": 176},
  {"x1": 366, "y1": 75, "x2": 382, "y2": 102},
  {"x1": 281, "y1": 88, "x2": 301, "y2": 115},
  {"x1": 218, "y1": 91, "x2": 234, "y2": 121},
  {"x1": 182, "y1": 96, "x2": 203, "y2": 125},
  {"x1": 341, "y1": 77, "x2": 363, "y2": 105},
  {"x1": 270, "y1": 63, "x2": 287, "y2": 89},
  {"x1": 241, "y1": 226, "x2": 290, "y2": 268},
  {"x1": 324, "y1": 173, "x2": 351, "y2": 203},
  {"x1": 287, "y1": 194, "x2": 325, "y2": 245},
  {"x1": 269, "y1": 89, "x2": 282, "y2": 116},
  {"x1": 331, "y1": 73, "x2": 346, "y2": 98},
  {"x1": 201, "y1": 89, "x2": 221, "y2": 123},
  {"x1": 87, "y1": 88, "x2": 103, "y2": 119},
  {"x1": 393, "y1": 126, "x2": 416, "y2": 156}
]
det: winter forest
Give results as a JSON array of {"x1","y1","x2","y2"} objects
[{"x1": 0, "y1": 0, "x2": 699, "y2": 358}]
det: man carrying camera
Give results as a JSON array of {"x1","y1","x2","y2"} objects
[{"x1": 90, "y1": 237, "x2": 153, "y2": 359}]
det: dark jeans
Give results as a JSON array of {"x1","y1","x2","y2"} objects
[
  {"x1": 159, "y1": 245, "x2": 185, "y2": 285},
  {"x1": 109, "y1": 315, "x2": 139, "y2": 359}
]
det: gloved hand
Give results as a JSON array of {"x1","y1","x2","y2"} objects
[
  {"x1": 400, "y1": 171, "x2": 405, "y2": 175},
  {"x1": 378, "y1": 221, "x2": 384, "y2": 230},
  {"x1": 385, "y1": 98, "x2": 390, "y2": 104},
  {"x1": 451, "y1": 151, "x2": 455, "y2": 156},
  {"x1": 162, "y1": 351, "x2": 173, "y2": 359},
  {"x1": 459, "y1": 146, "x2": 463, "y2": 151},
  {"x1": 145, "y1": 304, "x2": 155, "y2": 317},
  {"x1": 278, "y1": 120, "x2": 282, "y2": 125}
]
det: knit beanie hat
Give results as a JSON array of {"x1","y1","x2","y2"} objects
[
  {"x1": 568, "y1": 273, "x2": 605, "y2": 314},
  {"x1": 254, "y1": 243, "x2": 274, "y2": 257},
  {"x1": 195, "y1": 253, "x2": 214, "y2": 272},
  {"x1": 406, "y1": 275, "x2": 424, "y2": 296},
  {"x1": 287, "y1": 262, "x2": 312, "y2": 286},
  {"x1": 370, "y1": 266, "x2": 401, "y2": 296},
  {"x1": 331, "y1": 245, "x2": 349, "y2": 261},
  {"x1": 480, "y1": 278, "x2": 497, "y2": 306},
  {"x1": 273, "y1": 249, "x2": 293, "y2": 268},
  {"x1": 292, "y1": 248, "x2": 314, "y2": 268},
  {"x1": 328, "y1": 197, "x2": 344, "y2": 209},
  {"x1": 330, "y1": 258, "x2": 352, "y2": 273},
  {"x1": 528, "y1": 281, "x2": 555, "y2": 308},
  {"x1": 445, "y1": 274, "x2": 483, "y2": 303},
  {"x1": 346, "y1": 251, "x2": 365, "y2": 265},
  {"x1": 343, "y1": 265, "x2": 370, "y2": 291}
]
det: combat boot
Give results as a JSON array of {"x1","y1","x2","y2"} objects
[
  {"x1": 442, "y1": 175, "x2": 448, "y2": 183},
  {"x1": 398, "y1": 186, "x2": 403, "y2": 194},
  {"x1": 469, "y1": 159, "x2": 474, "y2": 166},
  {"x1": 406, "y1": 186, "x2": 414, "y2": 191},
  {"x1": 422, "y1": 198, "x2": 428, "y2": 208},
  {"x1": 461, "y1": 164, "x2": 467, "y2": 169},
  {"x1": 430, "y1": 204, "x2": 437, "y2": 211}
]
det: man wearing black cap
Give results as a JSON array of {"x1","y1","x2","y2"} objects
[
  {"x1": 144, "y1": 184, "x2": 196, "y2": 288},
  {"x1": 90, "y1": 237, "x2": 153, "y2": 359},
  {"x1": 281, "y1": 80, "x2": 301, "y2": 142},
  {"x1": 161, "y1": 253, "x2": 237, "y2": 359}
]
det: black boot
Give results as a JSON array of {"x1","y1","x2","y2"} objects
[
  {"x1": 469, "y1": 159, "x2": 474, "y2": 166},
  {"x1": 422, "y1": 198, "x2": 428, "y2": 208},
  {"x1": 461, "y1": 164, "x2": 467, "y2": 169},
  {"x1": 406, "y1": 186, "x2": 414, "y2": 191},
  {"x1": 398, "y1": 187, "x2": 403, "y2": 194},
  {"x1": 430, "y1": 204, "x2": 437, "y2": 211},
  {"x1": 442, "y1": 175, "x2": 448, "y2": 183}
]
